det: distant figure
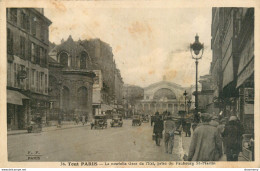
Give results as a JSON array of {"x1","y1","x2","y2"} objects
[
  {"x1": 82, "y1": 115, "x2": 86, "y2": 125},
  {"x1": 188, "y1": 113, "x2": 222, "y2": 161},
  {"x1": 222, "y1": 116, "x2": 244, "y2": 161},
  {"x1": 75, "y1": 114, "x2": 79, "y2": 125},
  {"x1": 164, "y1": 115, "x2": 176, "y2": 154},
  {"x1": 153, "y1": 112, "x2": 164, "y2": 146}
]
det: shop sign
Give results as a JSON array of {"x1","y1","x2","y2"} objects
[
  {"x1": 244, "y1": 103, "x2": 254, "y2": 115},
  {"x1": 244, "y1": 88, "x2": 254, "y2": 103}
]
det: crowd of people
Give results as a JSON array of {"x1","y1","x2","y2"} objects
[{"x1": 151, "y1": 111, "x2": 245, "y2": 161}]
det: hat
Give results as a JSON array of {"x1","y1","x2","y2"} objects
[
  {"x1": 229, "y1": 116, "x2": 238, "y2": 121},
  {"x1": 212, "y1": 116, "x2": 218, "y2": 120},
  {"x1": 201, "y1": 113, "x2": 212, "y2": 122}
]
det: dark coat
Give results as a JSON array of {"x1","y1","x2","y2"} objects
[
  {"x1": 222, "y1": 121, "x2": 244, "y2": 154},
  {"x1": 153, "y1": 116, "x2": 164, "y2": 133}
]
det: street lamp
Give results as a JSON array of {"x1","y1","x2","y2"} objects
[
  {"x1": 183, "y1": 90, "x2": 187, "y2": 113},
  {"x1": 190, "y1": 34, "x2": 204, "y2": 123}
]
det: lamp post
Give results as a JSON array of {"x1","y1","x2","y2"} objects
[
  {"x1": 190, "y1": 34, "x2": 204, "y2": 123},
  {"x1": 183, "y1": 90, "x2": 187, "y2": 113}
]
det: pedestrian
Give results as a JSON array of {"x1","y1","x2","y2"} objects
[
  {"x1": 210, "y1": 115, "x2": 219, "y2": 127},
  {"x1": 75, "y1": 114, "x2": 79, "y2": 125},
  {"x1": 153, "y1": 112, "x2": 164, "y2": 146},
  {"x1": 222, "y1": 115, "x2": 244, "y2": 161},
  {"x1": 164, "y1": 115, "x2": 176, "y2": 154},
  {"x1": 188, "y1": 113, "x2": 222, "y2": 161},
  {"x1": 186, "y1": 119, "x2": 192, "y2": 137},
  {"x1": 217, "y1": 118, "x2": 226, "y2": 154},
  {"x1": 82, "y1": 115, "x2": 86, "y2": 125}
]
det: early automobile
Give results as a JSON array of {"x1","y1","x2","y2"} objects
[
  {"x1": 142, "y1": 114, "x2": 149, "y2": 123},
  {"x1": 91, "y1": 115, "x2": 107, "y2": 129},
  {"x1": 110, "y1": 114, "x2": 123, "y2": 127},
  {"x1": 132, "y1": 115, "x2": 142, "y2": 126}
]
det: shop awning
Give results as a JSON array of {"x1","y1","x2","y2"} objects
[
  {"x1": 237, "y1": 59, "x2": 254, "y2": 88},
  {"x1": 7, "y1": 90, "x2": 29, "y2": 105},
  {"x1": 101, "y1": 104, "x2": 113, "y2": 111}
]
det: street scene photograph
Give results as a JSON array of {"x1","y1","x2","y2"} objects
[{"x1": 6, "y1": 6, "x2": 255, "y2": 162}]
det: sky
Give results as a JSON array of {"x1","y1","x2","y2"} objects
[{"x1": 45, "y1": 7, "x2": 212, "y2": 88}]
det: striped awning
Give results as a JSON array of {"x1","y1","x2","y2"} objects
[{"x1": 7, "y1": 90, "x2": 29, "y2": 105}]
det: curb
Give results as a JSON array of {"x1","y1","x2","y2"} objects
[{"x1": 7, "y1": 124, "x2": 90, "y2": 136}]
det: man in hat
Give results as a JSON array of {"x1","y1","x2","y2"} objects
[
  {"x1": 222, "y1": 115, "x2": 244, "y2": 161},
  {"x1": 153, "y1": 112, "x2": 164, "y2": 146},
  {"x1": 164, "y1": 114, "x2": 176, "y2": 154},
  {"x1": 188, "y1": 113, "x2": 222, "y2": 161},
  {"x1": 210, "y1": 115, "x2": 219, "y2": 127}
]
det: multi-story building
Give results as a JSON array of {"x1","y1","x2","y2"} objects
[
  {"x1": 7, "y1": 8, "x2": 52, "y2": 130},
  {"x1": 123, "y1": 84, "x2": 144, "y2": 117},
  {"x1": 211, "y1": 8, "x2": 254, "y2": 128},
  {"x1": 211, "y1": 7, "x2": 254, "y2": 160}
]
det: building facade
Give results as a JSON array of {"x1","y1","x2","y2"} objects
[
  {"x1": 211, "y1": 8, "x2": 254, "y2": 134},
  {"x1": 123, "y1": 84, "x2": 144, "y2": 117},
  {"x1": 211, "y1": 7, "x2": 254, "y2": 161},
  {"x1": 7, "y1": 8, "x2": 52, "y2": 130},
  {"x1": 48, "y1": 36, "x2": 95, "y2": 121},
  {"x1": 137, "y1": 80, "x2": 192, "y2": 115},
  {"x1": 48, "y1": 36, "x2": 123, "y2": 118}
]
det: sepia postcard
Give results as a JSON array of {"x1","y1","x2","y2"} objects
[{"x1": 0, "y1": 0, "x2": 259, "y2": 168}]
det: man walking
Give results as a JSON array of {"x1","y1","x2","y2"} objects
[
  {"x1": 153, "y1": 112, "x2": 164, "y2": 146},
  {"x1": 222, "y1": 115, "x2": 244, "y2": 161},
  {"x1": 164, "y1": 114, "x2": 176, "y2": 154},
  {"x1": 188, "y1": 113, "x2": 222, "y2": 161}
]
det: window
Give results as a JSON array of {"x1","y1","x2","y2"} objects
[
  {"x1": 14, "y1": 63, "x2": 17, "y2": 87},
  {"x1": 31, "y1": 69, "x2": 35, "y2": 86},
  {"x1": 36, "y1": 45, "x2": 40, "y2": 64},
  {"x1": 45, "y1": 74, "x2": 48, "y2": 93},
  {"x1": 40, "y1": 24, "x2": 45, "y2": 41},
  {"x1": 26, "y1": 68, "x2": 29, "y2": 89},
  {"x1": 20, "y1": 10, "x2": 27, "y2": 29},
  {"x1": 39, "y1": 47, "x2": 43, "y2": 66},
  {"x1": 31, "y1": 16, "x2": 37, "y2": 35},
  {"x1": 10, "y1": 8, "x2": 17, "y2": 24},
  {"x1": 36, "y1": 71, "x2": 39, "y2": 91},
  {"x1": 28, "y1": 40, "x2": 31, "y2": 61},
  {"x1": 41, "y1": 72, "x2": 44, "y2": 88},
  {"x1": 7, "y1": 28, "x2": 13, "y2": 55},
  {"x1": 80, "y1": 52, "x2": 87, "y2": 69},
  {"x1": 31, "y1": 43, "x2": 35, "y2": 62},
  {"x1": 20, "y1": 36, "x2": 25, "y2": 59},
  {"x1": 60, "y1": 52, "x2": 68, "y2": 67}
]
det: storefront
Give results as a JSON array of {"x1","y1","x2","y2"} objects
[{"x1": 7, "y1": 89, "x2": 30, "y2": 130}]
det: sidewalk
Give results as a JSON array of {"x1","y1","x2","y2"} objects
[
  {"x1": 7, "y1": 121, "x2": 90, "y2": 136},
  {"x1": 181, "y1": 130, "x2": 246, "y2": 161}
]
